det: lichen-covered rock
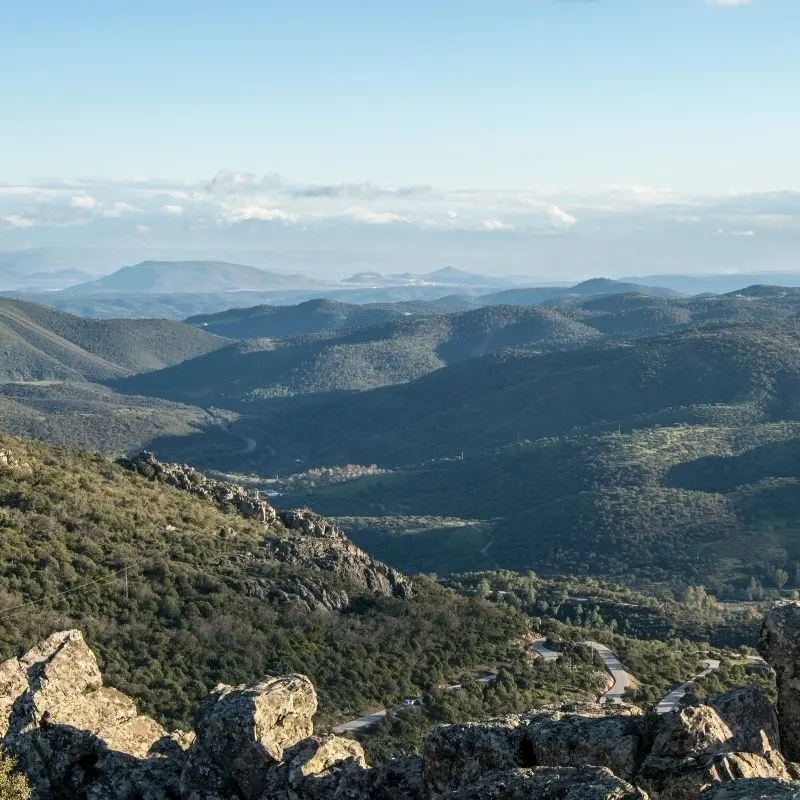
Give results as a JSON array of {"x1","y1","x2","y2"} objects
[
  {"x1": 523, "y1": 703, "x2": 646, "y2": 781},
  {"x1": 423, "y1": 717, "x2": 528, "y2": 796},
  {"x1": 639, "y1": 751, "x2": 797, "y2": 800},
  {"x1": 181, "y1": 675, "x2": 317, "y2": 800},
  {"x1": 761, "y1": 601, "x2": 800, "y2": 762},
  {"x1": 274, "y1": 508, "x2": 413, "y2": 600},
  {"x1": 638, "y1": 687, "x2": 798, "y2": 800},
  {"x1": 648, "y1": 706, "x2": 737, "y2": 759},
  {"x1": 0, "y1": 630, "x2": 174, "y2": 800},
  {"x1": 701, "y1": 778, "x2": 800, "y2": 799},
  {"x1": 707, "y1": 685, "x2": 781, "y2": 756},
  {"x1": 448, "y1": 766, "x2": 648, "y2": 800}
]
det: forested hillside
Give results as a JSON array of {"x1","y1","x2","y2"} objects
[
  {"x1": 113, "y1": 305, "x2": 603, "y2": 403},
  {"x1": 0, "y1": 435, "x2": 538, "y2": 735},
  {"x1": 0, "y1": 298, "x2": 226, "y2": 381}
]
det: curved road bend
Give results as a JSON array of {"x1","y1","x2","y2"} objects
[
  {"x1": 655, "y1": 659, "x2": 720, "y2": 715},
  {"x1": 531, "y1": 639, "x2": 633, "y2": 704},
  {"x1": 332, "y1": 710, "x2": 388, "y2": 734},
  {"x1": 331, "y1": 675, "x2": 499, "y2": 734}
]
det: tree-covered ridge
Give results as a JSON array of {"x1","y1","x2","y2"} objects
[
  {"x1": 0, "y1": 435, "x2": 533, "y2": 735},
  {"x1": 0, "y1": 297, "x2": 226, "y2": 382},
  {"x1": 185, "y1": 297, "x2": 441, "y2": 339},
  {"x1": 112, "y1": 304, "x2": 603, "y2": 404}
]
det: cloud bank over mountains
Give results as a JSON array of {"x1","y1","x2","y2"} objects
[{"x1": 1, "y1": 172, "x2": 798, "y2": 279}]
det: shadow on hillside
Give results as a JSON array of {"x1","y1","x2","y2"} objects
[{"x1": 665, "y1": 438, "x2": 800, "y2": 494}]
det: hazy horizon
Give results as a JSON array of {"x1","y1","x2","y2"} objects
[{"x1": 3, "y1": 1, "x2": 799, "y2": 281}]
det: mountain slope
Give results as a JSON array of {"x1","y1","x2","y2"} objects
[
  {"x1": 64, "y1": 260, "x2": 321, "y2": 295},
  {"x1": 186, "y1": 298, "x2": 438, "y2": 339},
  {"x1": 0, "y1": 435, "x2": 530, "y2": 733},
  {"x1": 482, "y1": 278, "x2": 683, "y2": 306},
  {"x1": 0, "y1": 297, "x2": 226, "y2": 381},
  {"x1": 236, "y1": 323, "x2": 800, "y2": 467},
  {"x1": 112, "y1": 305, "x2": 603, "y2": 404}
]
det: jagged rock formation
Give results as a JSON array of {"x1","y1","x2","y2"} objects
[
  {"x1": 119, "y1": 452, "x2": 413, "y2": 605},
  {"x1": 761, "y1": 601, "x2": 800, "y2": 763},
  {"x1": 273, "y1": 508, "x2": 413, "y2": 600},
  {"x1": 701, "y1": 778, "x2": 800, "y2": 798},
  {"x1": 4, "y1": 605, "x2": 800, "y2": 799},
  {"x1": 120, "y1": 451, "x2": 278, "y2": 524}
]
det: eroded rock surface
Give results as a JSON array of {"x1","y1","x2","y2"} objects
[
  {"x1": 524, "y1": 702, "x2": 646, "y2": 781},
  {"x1": 761, "y1": 601, "x2": 800, "y2": 762},
  {"x1": 447, "y1": 766, "x2": 648, "y2": 800},
  {"x1": 3, "y1": 602, "x2": 800, "y2": 799},
  {"x1": 120, "y1": 453, "x2": 413, "y2": 605}
]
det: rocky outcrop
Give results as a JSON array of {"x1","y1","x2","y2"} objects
[
  {"x1": 701, "y1": 778, "x2": 800, "y2": 799},
  {"x1": 120, "y1": 451, "x2": 278, "y2": 524},
  {"x1": 761, "y1": 601, "x2": 800, "y2": 762},
  {"x1": 423, "y1": 717, "x2": 528, "y2": 795},
  {"x1": 447, "y1": 766, "x2": 648, "y2": 799},
  {"x1": 3, "y1": 612, "x2": 800, "y2": 800},
  {"x1": 0, "y1": 448, "x2": 31, "y2": 474},
  {"x1": 707, "y1": 684, "x2": 781, "y2": 755},
  {"x1": 120, "y1": 453, "x2": 413, "y2": 605},
  {"x1": 182, "y1": 675, "x2": 318, "y2": 799},
  {"x1": 273, "y1": 508, "x2": 413, "y2": 600},
  {"x1": 638, "y1": 686, "x2": 795, "y2": 800},
  {"x1": 524, "y1": 703, "x2": 646, "y2": 782},
  {"x1": 0, "y1": 630, "x2": 179, "y2": 800}
]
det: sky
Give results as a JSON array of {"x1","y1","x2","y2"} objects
[{"x1": 1, "y1": 0, "x2": 799, "y2": 279}]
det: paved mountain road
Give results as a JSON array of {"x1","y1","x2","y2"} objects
[
  {"x1": 655, "y1": 659, "x2": 721, "y2": 714},
  {"x1": 532, "y1": 639, "x2": 633, "y2": 704},
  {"x1": 333, "y1": 639, "x2": 720, "y2": 734}
]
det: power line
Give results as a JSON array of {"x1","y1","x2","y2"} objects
[{"x1": 0, "y1": 563, "x2": 147, "y2": 623}]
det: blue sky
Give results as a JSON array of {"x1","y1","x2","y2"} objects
[
  {"x1": 1, "y1": 0, "x2": 799, "y2": 278},
  {"x1": 3, "y1": 0, "x2": 797, "y2": 189}
]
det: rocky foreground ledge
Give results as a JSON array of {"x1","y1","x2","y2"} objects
[{"x1": 4, "y1": 604, "x2": 800, "y2": 799}]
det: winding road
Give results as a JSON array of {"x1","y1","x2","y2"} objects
[
  {"x1": 655, "y1": 659, "x2": 721, "y2": 714},
  {"x1": 332, "y1": 639, "x2": 724, "y2": 734},
  {"x1": 532, "y1": 639, "x2": 633, "y2": 704}
]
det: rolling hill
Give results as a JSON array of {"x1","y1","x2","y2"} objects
[
  {"x1": 0, "y1": 297, "x2": 226, "y2": 381},
  {"x1": 127, "y1": 323, "x2": 800, "y2": 593},
  {"x1": 186, "y1": 298, "x2": 440, "y2": 339},
  {"x1": 480, "y1": 278, "x2": 683, "y2": 306},
  {"x1": 112, "y1": 305, "x2": 603, "y2": 404}
]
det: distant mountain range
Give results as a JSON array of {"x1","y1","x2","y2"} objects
[
  {"x1": 60, "y1": 260, "x2": 325, "y2": 295},
  {"x1": 341, "y1": 266, "x2": 515, "y2": 288}
]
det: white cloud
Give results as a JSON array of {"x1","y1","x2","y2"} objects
[
  {"x1": 477, "y1": 218, "x2": 513, "y2": 232},
  {"x1": 162, "y1": 204, "x2": 185, "y2": 215},
  {"x1": 219, "y1": 205, "x2": 294, "y2": 224},
  {"x1": 102, "y1": 201, "x2": 142, "y2": 218},
  {"x1": 544, "y1": 204, "x2": 577, "y2": 228},
  {"x1": 135, "y1": 224, "x2": 151, "y2": 235},
  {"x1": 705, "y1": 0, "x2": 753, "y2": 6},
  {"x1": 344, "y1": 207, "x2": 410, "y2": 225},
  {"x1": 70, "y1": 195, "x2": 97, "y2": 209}
]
